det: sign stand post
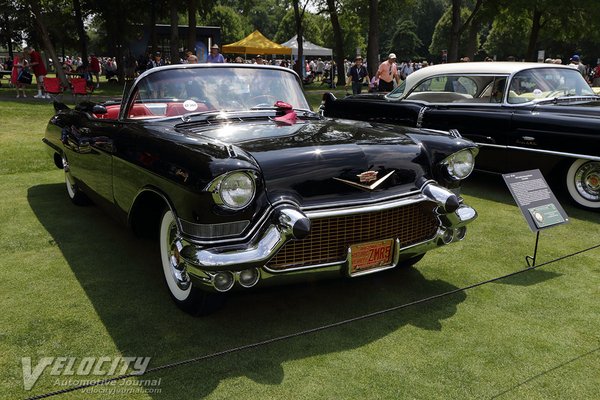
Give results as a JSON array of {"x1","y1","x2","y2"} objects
[
  {"x1": 525, "y1": 231, "x2": 541, "y2": 267},
  {"x1": 503, "y1": 169, "x2": 569, "y2": 267}
]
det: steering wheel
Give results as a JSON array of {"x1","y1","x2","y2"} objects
[{"x1": 248, "y1": 95, "x2": 277, "y2": 108}]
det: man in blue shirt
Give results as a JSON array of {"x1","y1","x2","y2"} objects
[
  {"x1": 207, "y1": 44, "x2": 225, "y2": 63},
  {"x1": 345, "y1": 56, "x2": 369, "y2": 95}
]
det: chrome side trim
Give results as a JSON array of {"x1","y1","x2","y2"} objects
[{"x1": 477, "y1": 142, "x2": 600, "y2": 161}]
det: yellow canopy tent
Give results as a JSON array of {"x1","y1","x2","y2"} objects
[{"x1": 222, "y1": 30, "x2": 292, "y2": 56}]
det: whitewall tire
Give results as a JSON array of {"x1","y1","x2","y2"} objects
[
  {"x1": 566, "y1": 159, "x2": 600, "y2": 210},
  {"x1": 158, "y1": 208, "x2": 226, "y2": 315}
]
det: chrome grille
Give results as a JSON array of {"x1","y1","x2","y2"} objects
[
  {"x1": 179, "y1": 219, "x2": 250, "y2": 239},
  {"x1": 267, "y1": 202, "x2": 439, "y2": 270}
]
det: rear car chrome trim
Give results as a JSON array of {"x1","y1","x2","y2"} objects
[{"x1": 477, "y1": 143, "x2": 600, "y2": 161}]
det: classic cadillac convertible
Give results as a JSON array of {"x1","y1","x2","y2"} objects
[
  {"x1": 322, "y1": 62, "x2": 600, "y2": 210},
  {"x1": 44, "y1": 64, "x2": 478, "y2": 315}
]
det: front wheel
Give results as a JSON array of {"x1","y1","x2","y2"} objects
[
  {"x1": 159, "y1": 209, "x2": 225, "y2": 316},
  {"x1": 565, "y1": 159, "x2": 600, "y2": 210}
]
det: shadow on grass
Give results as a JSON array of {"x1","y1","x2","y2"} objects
[
  {"x1": 496, "y1": 269, "x2": 563, "y2": 287},
  {"x1": 28, "y1": 183, "x2": 467, "y2": 399}
]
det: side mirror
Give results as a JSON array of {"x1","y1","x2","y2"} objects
[{"x1": 92, "y1": 105, "x2": 108, "y2": 115}]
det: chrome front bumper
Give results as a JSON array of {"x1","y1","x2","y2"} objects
[{"x1": 179, "y1": 181, "x2": 477, "y2": 291}]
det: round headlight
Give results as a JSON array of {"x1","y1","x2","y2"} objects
[
  {"x1": 219, "y1": 172, "x2": 255, "y2": 209},
  {"x1": 443, "y1": 149, "x2": 476, "y2": 180}
]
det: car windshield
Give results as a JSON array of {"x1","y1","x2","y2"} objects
[
  {"x1": 126, "y1": 66, "x2": 310, "y2": 119},
  {"x1": 507, "y1": 67, "x2": 595, "y2": 104}
]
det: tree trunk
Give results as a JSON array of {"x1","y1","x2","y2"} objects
[
  {"x1": 448, "y1": 0, "x2": 461, "y2": 62},
  {"x1": 73, "y1": 0, "x2": 88, "y2": 68},
  {"x1": 292, "y1": 0, "x2": 304, "y2": 78},
  {"x1": 465, "y1": 23, "x2": 478, "y2": 61},
  {"x1": 187, "y1": 0, "x2": 197, "y2": 53},
  {"x1": 170, "y1": 0, "x2": 179, "y2": 64},
  {"x1": 326, "y1": 0, "x2": 346, "y2": 86},
  {"x1": 526, "y1": 7, "x2": 542, "y2": 62},
  {"x1": 29, "y1": 0, "x2": 68, "y2": 87},
  {"x1": 150, "y1": 0, "x2": 157, "y2": 54},
  {"x1": 366, "y1": 0, "x2": 379, "y2": 78},
  {"x1": 3, "y1": 11, "x2": 14, "y2": 59}
]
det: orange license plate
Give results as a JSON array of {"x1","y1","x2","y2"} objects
[{"x1": 350, "y1": 239, "x2": 394, "y2": 275}]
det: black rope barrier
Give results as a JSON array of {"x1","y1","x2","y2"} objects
[{"x1": 25, "y1": 242, "x2": 600, "y2": 400}]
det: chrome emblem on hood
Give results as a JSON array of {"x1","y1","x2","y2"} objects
[
  {"x1": 334, "y1": 170, "x2": 395, "y2": 191},
  {"x1": 357, "y1": 170, "x2": 378, "y2": 184}
]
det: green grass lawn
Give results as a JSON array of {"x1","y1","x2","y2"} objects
[{"x1": 0, "y1": 85, "x2": 599, "y2": 399}]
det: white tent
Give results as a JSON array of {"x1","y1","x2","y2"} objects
[{"x1": 280, "y1": 35, "x2": 333, "y2": 57}]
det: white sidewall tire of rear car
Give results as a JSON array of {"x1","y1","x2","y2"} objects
[{"x1": 566, "y1": 159, "x2": 600, "y2": 210}]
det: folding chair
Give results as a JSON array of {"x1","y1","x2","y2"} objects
[
  {"x1": 70, "y1": 77, "x2": 93, "y2": 102},
  {"x1": 43, "y1": 77, "x2": 63, "y2": 101}
]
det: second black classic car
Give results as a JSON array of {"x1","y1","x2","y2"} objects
[
  {"x1": 322, "y1": 62, "x2": 600, "y2": 210},
  {"x1": 44, "y1": 64, "x2": 478, "y2": 315}
]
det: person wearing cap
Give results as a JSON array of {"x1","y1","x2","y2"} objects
[
  {"x1": 255, "y1": 55, "x2": 265, "y2": 65},
  {"x1": 569, "y1": 55, "x2": 586, "y2": 78},
  {"x1": 345, "y1": 55, "x2": 370, "y2": 95},
  {"x1": 147, "y1": 52, "x2": 165, "y2": 69},
  {"x1": 207, "y1": 44, "x2": 225, "y2": 63},
  {"x1": 375, "y1": 53, "x2": 400, "y2": 92}
]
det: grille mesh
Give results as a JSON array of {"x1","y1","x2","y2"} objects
[{"x1": 267, "y1": 202, "x2": 439, "y2": 270}]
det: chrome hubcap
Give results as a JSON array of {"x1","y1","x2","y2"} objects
[
  {"x1": 575, "y1": 161, "x2": 600, "y2": 201},
  {"x1": 166, "y1": 223, "x2": 191, "y2": 290}
]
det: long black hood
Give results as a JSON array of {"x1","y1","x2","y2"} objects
[{"x1": 180, "y1": 117, "x2": 441, "y2": 208}]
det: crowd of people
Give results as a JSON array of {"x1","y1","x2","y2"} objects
[
  {"x1": 3, "y1": 45, "x2": 600, "y2": 99},
  {"x1": 344, "y1": 54, "x2": 430, "y2": 95}
]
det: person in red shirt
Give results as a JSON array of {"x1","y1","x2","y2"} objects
[
  {"x1": 89, "y1": 54, "x2": 101, "y2": 88},
  {"x1": 27, "y1": 47, "x2": 48, "y2": 98}
]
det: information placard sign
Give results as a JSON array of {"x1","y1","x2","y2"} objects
[{"x1": 502, "y1": 169, "x2": 568, "y2": 232}]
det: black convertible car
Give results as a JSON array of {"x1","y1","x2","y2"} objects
[
  {"x1": 44, "y1": 64, "x2": 478, "y2": 315},
  {"x1": 322, "y1": 62, "x2": 600, "y2": 210}
]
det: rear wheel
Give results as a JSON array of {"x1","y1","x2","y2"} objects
[
  {"x1": 63, "y1": 157, "x2": 89, "y2": 206},
  {"x1": 565, "y1": 159, "x2": 600, "y2": 210},
  {"x1": 159, "y1": 208, "x2": 225, "y2": 316}
]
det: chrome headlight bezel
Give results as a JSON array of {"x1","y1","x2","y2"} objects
[
  {"x1": 206, "y1": 171, "x2": 257, "y2": 210},
  {"x1": 442, "y1": 148, "x2": 478, "y2": 181}
]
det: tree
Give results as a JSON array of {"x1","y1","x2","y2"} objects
[
  {"x1": 366, "y1": 0, "x2": 379, "y2": 77},
  {"x1": 447, "y1": 0, "x2": 484, "y2": 62},
  {"x1": 29, "y1": 0, "x2": 68, "y2": 87},
  {"x1": 430, "y1": 4, "x2": 483, "y2": 62},
  {"x1": 325, "y1": 0, "x2": 346, "y2": 86},
  {"x1": 187, "y1": 0, "x2": 197, "y2": 53},
  {"x1": 169, "y1": 0, "x2": 179, "y2": 64},
  {"x1": 72, "y1": 0, "x2": 88, "y2": 67},
  {"x1": 483, "y1": 8, "x2": 530, "y2": 60},
  {"x1": 291, "y1": 0, "x2": 311, "y2": 77},
  {"x1": 205, "y1": 6, "x2": 246, "y2": 45},
  {"x1": 384, "y1": 19, "x2": 423, "y2": 60},
  {"x1": 273, "y1": 9, "x2": 324, "y2": 45}
]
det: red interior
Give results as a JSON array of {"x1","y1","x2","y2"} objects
[{"x1": 93, "y1": 102, "x2": 210, "y2": 120}]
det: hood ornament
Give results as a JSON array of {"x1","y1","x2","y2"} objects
[{"x1": 334, "y1": 170, "x2": 395, "y2": 191}]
